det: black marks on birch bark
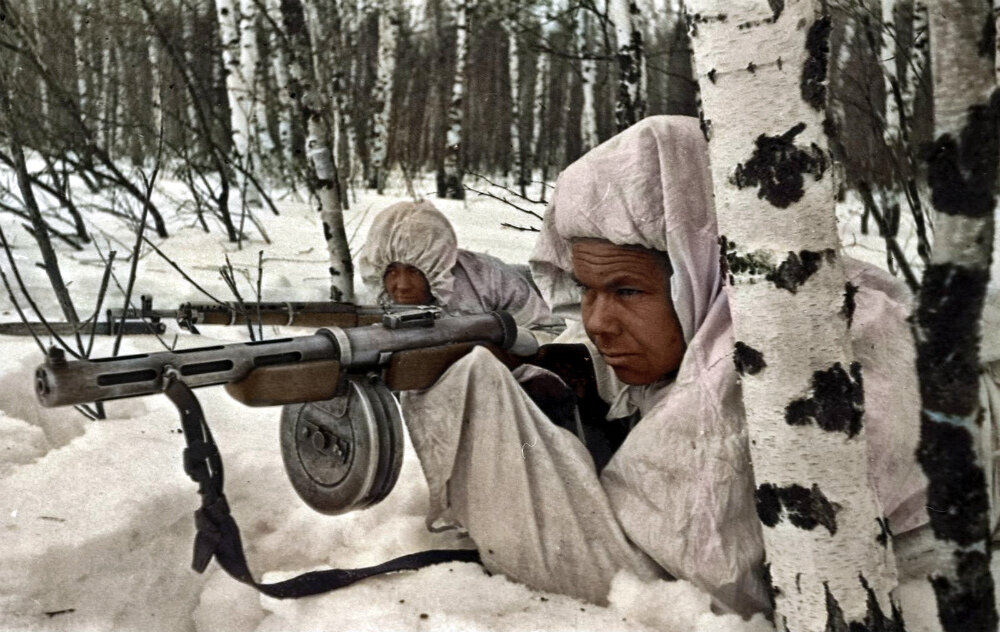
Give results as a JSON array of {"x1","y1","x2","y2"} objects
[
  {"x1": 718, "y1": 237, "x2": 834, "y2": 292},
  {"x1": 785, "y1": 362, "x2": 864, "y2": 438},
  {"x1": 876, "y1": 517, "x2": 891, "y2": 547},
  {"x1": 766, "y1": 249, "x2": 835, "y2": 292},
  {"x1": 733, "y1": 342, "x2": 766, "y2": 375},
  {"x1": 767, "y1": 0, "x2": 784, "y2": 22},
  {"x1": 924, "y1": 90, "x2": 1000, "y2": 220},
  {"x1": 801, "y1": 15, "x2": 831, "y2": 110},
  {"x1": 917, "y1": 410, "x2": 990, "y2": 546},
  {"x1": 842, "y1": 282, "x2": 858, "y2": 327},
  {"x1": 322, "y1": 221, "x2": 333, "y2": 242},
  {"x1": 931, "y1": 549, "x2": 998, "y2": 632},
  {"x1": 915, "y1": 264, "x2": 990, "y2": 416},
  {"x1": 719, "y1": 236, "x2": 772, "y2": 286},
  {"x1": 824, "y1": 577, "x2": 907, "y2": 632},
  {"x1": 755, "y1": 482, "x2": 840, "y2": 535},
  {"x1": 732, "y1": 123, "x2": 827, "y2": 208},
  {"x1": 707, "y1": 69, "x2": 717, "y2": 83},
  {"x1": 686, "y1": 12, "x2": 727, "y2": 38}
]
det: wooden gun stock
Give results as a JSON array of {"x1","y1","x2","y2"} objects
[{"x1": 224, "y1": 359, "x2": 343, "y2": 406}]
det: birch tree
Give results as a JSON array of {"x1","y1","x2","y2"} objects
[
  {"x1": 216, "y1": 0, "x2": 262, "y2": 211},
  {"x1": 913, "y1": 1, "x2": 999, "y2": 629},
  {"x1": 369, "y1": 0, "x2": 399, "y2": 193},
  {"x1": 688, "y1": 1, "x2": 901, "y2": 629},
  {"x1": 608, "y1": 0, "x2": 646, "y2": 131},
  {"x1": 506, "y1": 0, "x2": 527, "y2": 196},
  {"x1": 440, "y1": 0, "x2": 469, "y2": 199},
  {"x1": 280, "y1": 0, "x2": 354, "y2": 301},
  {"x1": 578, "y1": 6, "x2": 599, "y2": 152}
]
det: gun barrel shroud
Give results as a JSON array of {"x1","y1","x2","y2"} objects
[{"x1": 35, "y1": 312, "x2": 519, "y2": 407}]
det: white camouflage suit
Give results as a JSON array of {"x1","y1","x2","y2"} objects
[
  {"x1": 399, "y1": 117, "x2": 954, "y2": 617},
  {"x1": 357, "y1": 200, "x2": 553, "y2": 328}
]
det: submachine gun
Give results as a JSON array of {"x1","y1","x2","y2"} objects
[{"x1": 33, "y1": 309, "x2": 541, "y2": 598}]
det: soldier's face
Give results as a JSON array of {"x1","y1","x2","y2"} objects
[
  {"x1": 572, "y1": 239, "x2": 686, "y2": 385},
  {"x1": 384, "y1": 263, "x2": 433, "y2": 305}
]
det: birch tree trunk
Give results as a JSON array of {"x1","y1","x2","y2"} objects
[
  {"x1": 369, "y1": 0, "x2": 398, "y2": 193},
  {"x1": 440, "y1": 0, "x2": 467, "y2": 200},
  {"x1": 530, "y1": 7, "x2": 558, "y2": 202},
  {"x1": 913, "y1": 1, "x2": 999, "y2": 629},
  {"x1": 265, "y1": 0, "x2": 296, "y2": 169},
  {"x1": 240, "y1": 0, "x2": 272, "y2": 167},
  {"x1": 689, "y1": 1, "x2": 902, "y2": 629},
  {"x1": 72, "y1": 0, "x2": 89, "y2": 123},
  {"x1": 145, "y1": 11, "x2": 163, "y2": 139},
  {"x1": 184, "y1": 0, "x2": 206, "y2": 154},
  {"x1": 608, "y1": 0, "x2": 646, "y2": 131},
  {"x1": 506, "y1": 0, "x2": 526, "y2": 196},
  {"x1": 578, "y1": 6, "x2": 599, "y2": 152},
  {"x1": 281, "y1": 0, "x2": 354, "y2": 302},
  {"x1": 217, "y1": 0, "x2": 262, "y2": 210}
]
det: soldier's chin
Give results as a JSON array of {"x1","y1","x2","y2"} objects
[{"x1": 609, "y1": 363, "x2": 658, "y2": 386}]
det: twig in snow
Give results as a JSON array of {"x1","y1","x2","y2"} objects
[
  {"x1": 85, "y1": 250, "x2": 116, "y2": 358},
  {"x1": 501, "y1": 222, "x2": 540, "y2": 232},
  {"x1": 255, "y1": 251, "x2": 264, "y2": 341},
  {"x1": 219, "y1": 255, "x2": 256, "y2": 341}
]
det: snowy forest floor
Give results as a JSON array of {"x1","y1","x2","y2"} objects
[{"x1": 0, "y1": 168, "x2": 998, "y2": 631}]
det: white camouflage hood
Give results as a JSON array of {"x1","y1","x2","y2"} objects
[{"x1": 358, "y1": 200, "x2": 459, "y2": 305}]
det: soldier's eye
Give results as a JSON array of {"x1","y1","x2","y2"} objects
[{"x1": 616, "y1": 288, "x2": 641, "y2": 297}]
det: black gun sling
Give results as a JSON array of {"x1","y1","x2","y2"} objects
[{"x1": 164, "y1": 377, "x2": 480, "y2": 599}]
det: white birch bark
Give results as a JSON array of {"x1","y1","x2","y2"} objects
[
  {"x1": 441, "y1": 0, "x2": 468, "y2": 199},
  {"x1": 240, "y1": 0, "x2": 272, "y2": 157},
  {"x1": 145, "y1": 12, "x2": 163, "y2": 139},
  {"x1": 340, "y1": 0, "x2": 361, "y2": 186},
  {"x1": 530, "y1": 41, "x2": 549, "y2": 200},
  {"x1": 369, "y1": 0, "x2": 398, "y2": 193},
  {"x1": 281, "y1": 0, "x2": 354, "y2": 301},
  {"x1": 72, "y1": 0, "x2": 88, "y2": 121},
  {"x1": 216, "y1": 0, "x2": 261, "y2": 210},
  {"x1": 265, "y1": 0, "x2": 296, "y2": 167},
  {"x1": 912, "y1": 1, "x2": 999, "y2": 629},
  {"x1": 184, "y1": 0, "x2": 205, "y2": 151},
  {"x1": 507, "y1": 0, "x2": 526, "y2": 193},
  {"x1": 608, "y1": 0, "x2": 646, "y2": 131},
  {"x1": 578, "y1": 7, "x2": 599, "y2": 152},
  {"x1": 688, "y1": 1, "x2": 900, "y2": 629},
  {"x1": 880, "y1": 0, "x2": 902, "y2": 150},
  {"x1": 99, "y1": 5, "x2": 114, "y2": 150}
]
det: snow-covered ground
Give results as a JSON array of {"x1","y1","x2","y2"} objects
[{"x1": 0, "y1": 168, "x2": 996, "y2": 631}]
